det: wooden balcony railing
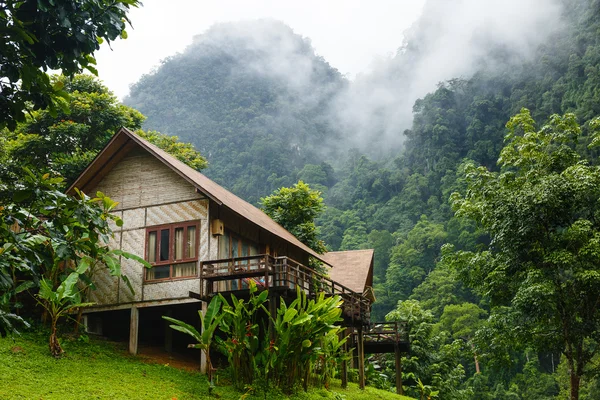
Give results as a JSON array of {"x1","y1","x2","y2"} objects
[
  {"x1": 199, "y1": 254, "x2": 371, "y2": 322},
  {"x1": 361, "y1": 321, "x2": 409, "y2": 344}
]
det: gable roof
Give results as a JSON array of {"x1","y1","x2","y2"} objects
[
  {"x1": 322, "y1": 249, "x2": 374, "y2": 294},
  {"x1": 68, "y1": 127, "x2": 328, "y2": 263}
]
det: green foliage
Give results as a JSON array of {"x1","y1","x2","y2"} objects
[
  {"x1": 266, "y1": 289, "x2": 345, "y2": 393},
  {"x1": 1, "y1": 74, "x2": 144, "y2": 183},
  {"x1": 164, "y1": 283, "x2": 348, "y2": 396},
  {"x1": 136, "y1": 130, "x2": 208, "y2": 171},
  {"x1": 217, "y1": 283, "x2": 269, "y2": 389},
  {"x1": 261, "y1": 181, "x2": 327, "y2": 254},
  {"x1": 162, "y1": 295, "x2": 224, "y2": 383},
  {"x1": 385, "y1": 216, "x2": 447, "y2": 303},
  {"x1": 386, "y1": 300, "x2": 471, "y2": 400},
  {"x1": 445, "y1": 109, "x2": 600, "y2": 399},
  {"x1": 1, "y1": 75, "x2": 207, "y2": 186},
  {"x1": 0, "y1": 0, "x2": 139, "y2": 130},
  {"x1": 0, "y1": 170, "x2": 149, "y2": 353}
]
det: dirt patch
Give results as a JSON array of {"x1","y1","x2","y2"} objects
[{"x1": 137, "y1": 345, "x2": 201, "y2": 372}]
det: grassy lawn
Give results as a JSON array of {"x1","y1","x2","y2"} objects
[{"x1": 0, "y1": 331, "x2": 413, "y2": 400}]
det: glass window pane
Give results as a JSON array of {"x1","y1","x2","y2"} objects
[
  {"x1": 174, "y1": 227, "x2": 184, "y2": 260},
  {"x1": 219, "y1": 231, "x2": 230, "y2": 258},
  {"x1": 147, "y1": 231, "x2": 157, "y2": 263},
  {"x1": 232, "y1": 237, "x2": 239, "y2": 258},
  {"x1": 150, "y1": 265, "x2": 170, "y2": 280},
  {"x1": 173, "y1": 262, "x2": 196, "y2": 277},
  {"x1": 187, "y1": 226, "x2": 196, "y2": 258},
  {"x1": 160, "y1": 229, "x2": 170, "y2": 261}
]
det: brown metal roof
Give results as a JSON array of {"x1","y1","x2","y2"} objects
[
  {"x1": 68, "y1": 127, "x2": 328, "y2": 263},
  {"x1": 322, "y1": 249, "x2": 374, "y2": 294}
]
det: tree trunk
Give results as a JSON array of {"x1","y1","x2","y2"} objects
[
  {"x1": 570, "y1": 372, "x2": 580, "y2": 400},
  {"x1": 73, "y1": 307, "x2": 83, "y2": 334},
  {"x1": 471, "y1": 342, "x2": 481, "y2": 374},
  {"x1": 49, "y1": 318, "x2": 64, "y2": 358}
]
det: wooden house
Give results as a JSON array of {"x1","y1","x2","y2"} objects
[{"x1": 68, "y1": 127, "x2": 376, "y2": 363}]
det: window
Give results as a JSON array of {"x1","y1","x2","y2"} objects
[
  {"x1": 145, "y1": 221, "x2": 199, "y2": 281},
  {"x1": 218, "y1": 230, "x2": 258, "y2": 260},
  {"x1": 218, "y1": 230, "x2": 259, "y2": 290}
]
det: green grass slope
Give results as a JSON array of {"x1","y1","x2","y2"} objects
[{"x1": 0, "y1": 331, "x2": 413, "y2": 400}]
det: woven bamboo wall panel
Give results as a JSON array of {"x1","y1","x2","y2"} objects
[
  {"x1": 89, "y1": 263, "x2": 119, "y2": 304},
  {"x1": 200, "y1": 219, "x2": 210, "y2": 262},
  {"x1": 122, "y1": 208, "x2": 145, "y2": 230},
  {"x1": 93, "y1": 150, "x2": 201, "y2": 210},
  {"x1": 88, "y1": 232, "x2": 121, "y2": 305},
  {"x1": 143, "y1": 278, "x2": 201, "y2": 301},
  {"x1": 118, "y1": 229, "x2": 145, "y2": 302},
  {"x1": 146, "y1": 200, "x2": 207, "y2": 227},
  {"x1": 108, "y1": 210, "x2": 123, "y2": 233}
]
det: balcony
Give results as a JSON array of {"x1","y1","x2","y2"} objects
[{"x1": 198, "y1": 254, "x2": 371, "y2": 324}]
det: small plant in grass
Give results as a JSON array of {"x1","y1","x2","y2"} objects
[
  {"x1": 37, "y1": 273, "x2": 94, "y2": 357},
  {"x1": 162, "y1": 295, "x2": 224, "y2": 383}
]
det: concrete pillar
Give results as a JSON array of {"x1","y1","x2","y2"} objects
[{"x1": 129, "y1": 306, "x2": 139, "y2": 355}]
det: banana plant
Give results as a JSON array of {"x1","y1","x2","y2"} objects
[
  {"x1": 162, "y1": 295, "x2": 224, "y2": 382},
  {"x1": 37, "y1": 270, "x2": 94, "y2": 358}
]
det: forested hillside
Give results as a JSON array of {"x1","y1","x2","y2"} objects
[
  {"x1": 124, "y1": 0, "x2": 600, "y2": 398},
  {"x1": 126, "y1": 20, "x2": 345, "y2": 204}
]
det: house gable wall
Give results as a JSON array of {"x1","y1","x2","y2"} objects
[{"x1": 85, "y1": 148, "x2": 216, "y2": 308}]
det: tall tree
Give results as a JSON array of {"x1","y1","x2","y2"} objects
[
  {"x1": 2, "y1": 75, "x2": 207, "y2": 185},
  {"x1": 444, "y1": 109, "x2": 600, "y2": 400},
  {"x1": 0, "y1": 0, "x2": 139, "y2": 130},
  {"x1": 261, "y1": 181, "x2": 327, "y2": 254}
]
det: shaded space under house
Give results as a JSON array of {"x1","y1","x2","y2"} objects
[{"x1": 68, "y1": 127, "x2": 409, "y2": 392}]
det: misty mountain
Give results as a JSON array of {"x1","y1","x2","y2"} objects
[
  {"x1": 125, "y1": 20, "x2": 345, "y2": 204},
  {"x1": 330, "y1": 0, "x2": 565, "y2": 155}
]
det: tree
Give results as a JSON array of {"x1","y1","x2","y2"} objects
[
  {"x1": 2, "y1": 75, "x2": 207, "y2": 185},
  {"x1": 438, "y1": 303, "x2": 487, "y2": 374},
  {"x1": 3, "y1": 75, "x2": 144, "y2": 182},
  {"x1": 386, "y1": 299, "x2": 470, "y2": 399},
  {"x1": 444, "y1": 109, "x2": 600, "y2": 400},
  {"x1": 261, "y1": 181, "x2": 327, "y2": 254},
  {"x1": 385, "y1": 215, "x2": 447, "y2": 302},
  {"x1": 0, "y1": 0, "x2": 140, "y2": 130},
  {"x1": 0, "y1": 170, "x2": 148, "y2": 354}
]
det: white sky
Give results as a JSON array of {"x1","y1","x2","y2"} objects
[{"x1": 94, "y1": 0, "x2": 426, "y2": 100}]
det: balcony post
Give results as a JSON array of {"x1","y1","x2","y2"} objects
[{"x1": 358, "y1": 325, "x2": 365, "y2": 390}]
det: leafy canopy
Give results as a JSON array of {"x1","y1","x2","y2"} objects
[
  {"x1": 1, "y1": 75, "x2": 207, "y2": 185},
  {"x1": 0, "y1": 0, "x2": 139, "y2": 130},
  {"x1": 261, "y1": 181, "x2": 327, "y2": 254},
  {"x1": 444, "y1": 109, "x2": 600, "y2": 400}
]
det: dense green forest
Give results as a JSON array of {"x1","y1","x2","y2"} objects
[
  {"x1": 123, "y1": 0, "x2": 600, "y2": 398},
  {"x1": 3, "y1": 0, "x2": 600, "y2": 398}
]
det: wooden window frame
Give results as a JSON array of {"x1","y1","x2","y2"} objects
[{"x1": 144, "y1": 220, "x2": 200, "y2": 282}]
